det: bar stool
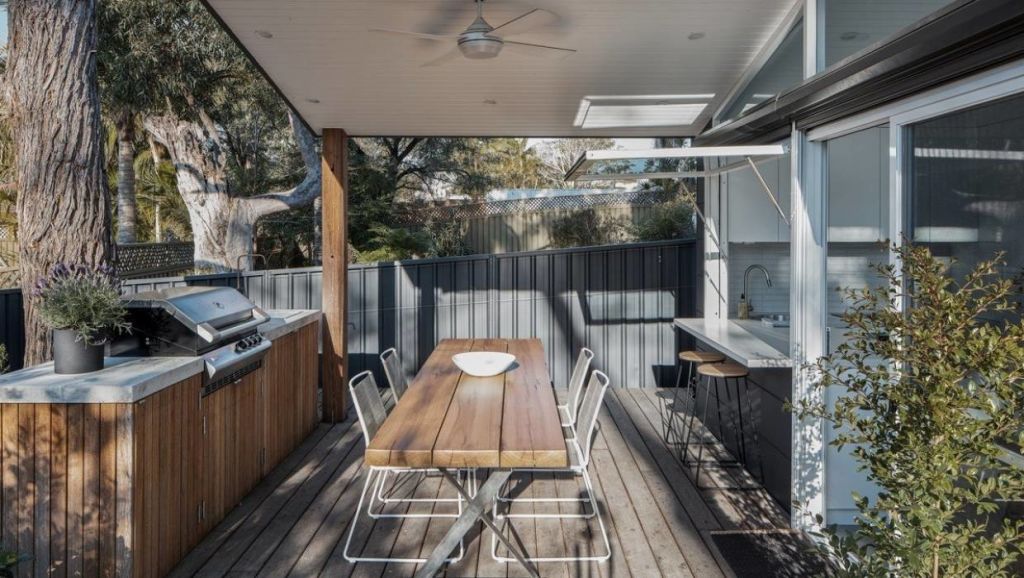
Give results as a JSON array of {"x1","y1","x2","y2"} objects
[
  {"x1": 667, "y1": 350, "x2": 725, "y2": 445},
  {"x1": 686, "y1": 362, "x2": 763, "y2": 489}
]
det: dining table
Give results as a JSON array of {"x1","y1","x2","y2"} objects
[{"x1": 365, "y1": 338, "x2": 567, "y2": 578}]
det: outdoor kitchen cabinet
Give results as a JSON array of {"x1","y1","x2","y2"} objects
[
  {"x1": 0, "y1": 310, "x2": 320, "y2": 578},
  {"x1": 726, "y1": 153, "x2": 791, "y2": 243}
]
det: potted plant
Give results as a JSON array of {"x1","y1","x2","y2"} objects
[{"x1": 33, "y1": 263, "x2": 130, "y2": 374}]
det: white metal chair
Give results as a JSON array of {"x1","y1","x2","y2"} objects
[
  {"x1": 497, "y1": 347, "x2": 593, "y2": 511},
  {"x1": 557, "y1": 347, "x2": 595, "y2": 435},
  {"x1": 344, "y1": 370, "x2": 470, "y2": 564},
  {"x1": 372, "y1": 351, "x2": 477, "y2": 515},
  {"x1": 379, "y1": 347, "x2": 409, "y2": 403},
  {"x1": 490, "y1": 370, "x2": 612, "y2": 565}
]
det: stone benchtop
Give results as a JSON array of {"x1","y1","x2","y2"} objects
[{"x1": 0, "y1": 309, "x2": 320, "y2": 404}]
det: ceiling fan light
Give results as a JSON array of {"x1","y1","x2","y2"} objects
[{"x1": 458, "y1": 37, "x2": 504, "y2": 59}]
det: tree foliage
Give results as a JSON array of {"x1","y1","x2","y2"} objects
[
  {"x1": 631, "y1": 198, "x2": 695, "y2": 242},
  {"x1": 794, "y1": 244, "x2": 1024, "y2": 577},
  {"x1": 549, "y1": 208, "x2": 625, "y2": 249}
]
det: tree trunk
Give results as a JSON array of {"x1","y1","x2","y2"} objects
[
  {"x1": 115, "y1": 113, "x2": 137, "y2": 244},
  {"x1": 9, "y1": 0, "x2": 112, "y2": 366},
  {"x1": 145, "y1": 110, "x2": 320, "y2": 272}
]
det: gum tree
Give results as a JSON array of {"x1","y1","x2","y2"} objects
[{"x1": 7, "y1": 0, "x2": 112, "y2": 364}]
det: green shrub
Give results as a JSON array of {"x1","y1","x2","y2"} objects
[
  {"x1": 549, "y1": 208, "x2": 624, "y2": 249},
  {"x1": 33, "y1": 263, "x2": 130, "y2": 345},
  {"x1": 631, "y1": 199, "x2": 695, "y2": 241},
  {"x1": 794, "y1": 244, "x2": 1024, "y2": 577},
  {"x1": 0, "y1": 344, "x2": 7, "y2": 374},
  {"x1": 355, "y1": 225, "x2": 432, "y2": 263},
  {"x1": 425, "y1": 219, "x2": 472, "y2": 258}
]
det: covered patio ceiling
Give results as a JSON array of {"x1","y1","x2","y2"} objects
[{"x1": 204, "y1": 0, "x2": 798, "y2": 137}]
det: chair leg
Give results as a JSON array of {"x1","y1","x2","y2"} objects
[
  {"x1": 495, "y1": 470, "x2": 594, "y2": 518},
  {"x1": 667, "y1": 361, "x2": 692, "y2": 445},
  {"x1": 691, "y1": 375, "x2": 713, "y2": 487},
  {"x1": 681, "y1": 371, "x2": 704, "y2": 465},
  {"x1": 368, "y1": 468, "x2": 467, "y2": 519},
  {"x1": 490, "y1": 468, "x2": 610, "y2": 564},
  {"x1": 346, "y1": 467, "x2": 466, "y2": 564}
]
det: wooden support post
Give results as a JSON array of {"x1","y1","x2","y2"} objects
[{"x1": 321, "y1": 129, "x2": 349, "y2": 423}]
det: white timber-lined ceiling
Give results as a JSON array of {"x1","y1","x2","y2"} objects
[{"x1": 205, "y1": 0, "x2": 799, "y2": 136}]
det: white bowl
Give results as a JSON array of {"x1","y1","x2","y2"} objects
[{"x1": 452, "y1": 352, "x2": 517, "y2": 377}]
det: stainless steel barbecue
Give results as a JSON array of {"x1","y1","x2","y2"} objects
[{"x1": 109, "y1": 287, "x2": 272, "y2": 392}]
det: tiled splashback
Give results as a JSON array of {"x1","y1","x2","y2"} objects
[
  {"x1": 727, "y1": 242, "x2": 888, "y2": 318},
  {"x1": 728, "y1": 243, "x2": 791, "y2": 316}
]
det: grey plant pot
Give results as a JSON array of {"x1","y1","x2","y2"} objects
[{"x1": 53, "y1": 329, "x2": 105, "y2": 374}]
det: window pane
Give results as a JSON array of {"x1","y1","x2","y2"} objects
[
  {"x1": 825, "y1": 0, "x2": 951, "y2": 67},
  {"x1": 908, "y1": 92, "x2": 1024, "y2": 289},
  {"x1": 720, "y1": 20, "x2": 803, "y2": 123}
]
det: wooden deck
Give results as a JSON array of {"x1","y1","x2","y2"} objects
[{"x1": 169, "y1": 388, "x2": 790, "y2": 578}]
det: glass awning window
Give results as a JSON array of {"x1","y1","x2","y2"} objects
[
  {"x1": 564, "y1": 144, "x2": 791, "y2": 227},
  {"x1": 564, "y1": 145, "x2": 788, "y2": 182}
]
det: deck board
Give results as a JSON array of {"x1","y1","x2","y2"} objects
[{"x1": 172, "y1": 388, "x2": 788, "y2": 578}]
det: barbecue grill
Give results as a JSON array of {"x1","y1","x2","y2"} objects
[{"x1": 109, "y1": 286, "x2": 272, "y2": 395}]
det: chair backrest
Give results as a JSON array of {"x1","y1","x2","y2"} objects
[
  {"x1": 349, "y1": 370, "x2": 388, "y2": 445},
  {"x1": 566, "y1": 348, "x2": 595, "y2": 425},
  {"x1": 574, "y1": 370, "x2": 610, "y2": 467},
  {"x1": 379, "y1": 348, "x2": 409, "y2": 402}
]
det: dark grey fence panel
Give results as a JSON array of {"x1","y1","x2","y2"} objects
[
  {"x1": 6, "y1": 240, "x2": 698, "y2": 386},
  {"x1": 0, "y1": 289, "x2": 24, "y2": 371}
]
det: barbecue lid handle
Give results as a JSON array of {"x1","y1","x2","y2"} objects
[{"x1": 196, "y1": 307, "x2": 270, "y2": 344}]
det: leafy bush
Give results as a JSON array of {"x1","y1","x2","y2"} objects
[
  {"x1": 355, "y1": 225, "x2": 433, "y2": 263},
  {"x1": 0, "y1": 344, "x2": 7, "y2": 374},
  {"x1": 794, "y1": 244, "x2": 1024, "y2": 577},
  {"x1": 33, "y1": 263, "x2": 130, "y2": 345},
  {"x1": 549, "y1": 208, "x2": 624, "y2": 249},
  {"x1": 631, "y1": 199, "x2": 695, "y2": 241},
  {"x1": 425, "y1": 219, "x2": 472, "y2": 258}
]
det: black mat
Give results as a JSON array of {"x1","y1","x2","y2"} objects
[{"x1": 710, "y1": 530, "x2": 828, "y2": 578}]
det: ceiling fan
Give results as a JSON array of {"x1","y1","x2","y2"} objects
[{"x1": 370, "y1": 0, "x2": 576, "y2": 65}]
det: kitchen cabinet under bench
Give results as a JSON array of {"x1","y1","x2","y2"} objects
[{"x1": 0, "y1": 310, "x2": 319, "y2": 578}]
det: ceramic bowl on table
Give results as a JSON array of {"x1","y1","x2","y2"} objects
[{"x1": 452, "y1": 352, "x2": 517, "y2": 377}]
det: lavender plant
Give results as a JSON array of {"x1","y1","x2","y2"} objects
[
  {"x1": 33, "y1": 263, "x2": 130, "y2": 345},
  {"x1": 795, "y1": 244, "x2": 1024, "y2": 577}
]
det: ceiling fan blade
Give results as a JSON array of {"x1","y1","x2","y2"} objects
[
  {"x1": 491, "y1": 8, "x2": 558, "y2": 37},
  {"x1": 421, "y1": 47, "x2": 463, "y2": 68},
  {"x1": 368, "y1": 28, "x2": 452, "y2": 42},
  {"x1": 503, "y1": 40, "x2": 576, "y2": 58}
]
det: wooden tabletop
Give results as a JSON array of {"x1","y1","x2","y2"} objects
[{"x1": 365, "y1": 338, "x2": 568, "y2": 469}]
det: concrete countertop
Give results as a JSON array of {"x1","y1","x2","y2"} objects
[
  {"x1": 0, "y1": 309, "x2": 320, "y2": 404},
  {"x1": 674, "y1": 318, "x2": 792, "y2": 368}
]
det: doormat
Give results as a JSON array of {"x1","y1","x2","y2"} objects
[{"x1": 709, "y1": 529, "x2": 828, "y2": 578}]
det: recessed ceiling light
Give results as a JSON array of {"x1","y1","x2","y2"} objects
[
  {"x1": 255, "y1": 30, "x2": 274, "y2": 39},
  {"x1": 306, "y1": 98, "x2": 320, "y2": 104},
  {"x1": 688, "y1": 32, "x2": 705, "y2": 40}
]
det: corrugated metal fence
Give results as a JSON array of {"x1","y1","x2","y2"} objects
[{"x1": 1, "y1": 240, "x2": 697, "y2": 387}]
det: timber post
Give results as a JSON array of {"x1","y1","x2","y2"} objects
[{"x1": 321, "y1": 128, "x2": 349, "y2": 422}]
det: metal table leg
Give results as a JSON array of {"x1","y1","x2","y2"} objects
[{"x1": 416, "y1": 468, "x2": 538, "y2": 578}]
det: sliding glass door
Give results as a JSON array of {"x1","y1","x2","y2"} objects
[{"x1": 906, "y1": 92, "x2": 1024, "y2": 299}]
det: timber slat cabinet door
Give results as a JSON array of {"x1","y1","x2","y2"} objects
[{"x1": 261, "y1": 323, "x2": 320, "y2": 476}]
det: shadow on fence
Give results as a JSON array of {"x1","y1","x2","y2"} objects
[{"x1": 1, "y1": 240, "x2": 698, "y2": 382}]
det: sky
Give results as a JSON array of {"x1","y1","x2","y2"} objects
[{"x1": 1, "y1": 8, "x2": 7, "y2": 47}]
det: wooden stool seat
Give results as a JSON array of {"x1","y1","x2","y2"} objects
[
  {"x1": 678, "y1": 350, "x2": 725, "y2": 364},
  {"x1": 697, "y1": 362, "x2": 748, "y2": 379}
]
